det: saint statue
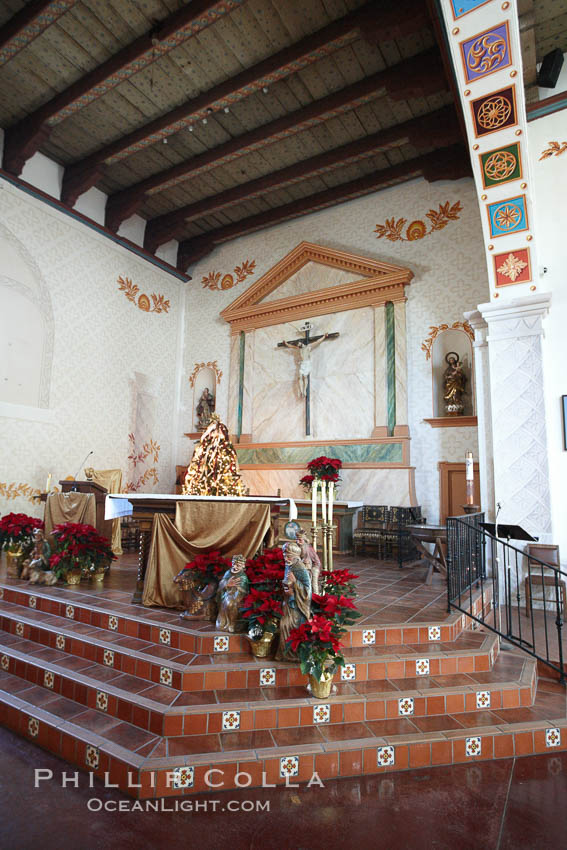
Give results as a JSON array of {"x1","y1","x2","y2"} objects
[
  {"x1": 297, "y1": 528, "x2": 321, "y2": 595},
  {"x1": 443, "y1": 351, "x2": 467, "y2": 416},
  {"x1": 216, "y1": 554, "x2": 249, "y2": 633},
  {"x1": 21, "y1": 528, "x2": 57, "y2": 584},
  {"x1": 196, "y1": 386, "x2": 215, "y2": 430},
  {"x1": 281, "y1": 334, "x2": 329, "y2": 397},
  {"x1": 275, "y1": 541, "x2": 312, "y2": 661}
]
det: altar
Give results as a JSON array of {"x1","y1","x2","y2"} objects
[{"x1": 105, "y1": 493, "x2": 296, "y2": 602}]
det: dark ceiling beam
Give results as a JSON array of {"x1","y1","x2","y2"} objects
[
  {"x1": 144, "y1": 105, "x2": 460, "y2": 253},
  {"x1": 0, "y1": 0, "x2": 77, "y2": 67},
  {"x1": 61, "y1": 0, "x2": 432, "y2": 209},
  {"x1": 104, "y1": 46, "x2": 447, "y2": 231},
  {"x1": 1, "y1": 0, "x2": 246, "y2": 175},
  {"x1": 177, "y1": 144, "x2": 471, "y2": 271}
]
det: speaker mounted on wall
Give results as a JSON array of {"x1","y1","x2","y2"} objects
[{"x1": 537, "y1": 48, "x2": 564, "y2": 89}]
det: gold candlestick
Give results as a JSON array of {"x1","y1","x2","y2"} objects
[{"x1": 326, "y1": 523, "x2": 334, "y2": 572}]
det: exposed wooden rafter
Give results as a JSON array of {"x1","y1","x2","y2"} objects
[
  {"x1": 60, "y1": 0, "x2": 432, "y2": 210},
  {"x1": 104, "y1": 46, "x2": 447, "y2": 231},
  {"x1": 1, "y1": 0, "x2": 247, "y2": 175},
  {"x1": 177, "y1": 144, "x2": 471, "y2": 272},
  {"x1": 144, "y1": 106, "x2": 460, "y2": 253},
  {"x1": 0, "y1": 0, "x2": 77, "y2": 67}
]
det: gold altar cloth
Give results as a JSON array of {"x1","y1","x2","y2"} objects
[
  {"x1": 44, "y1": 492, "x2": 96, "y2": 535},
  {"x1": 87, "y1": 468, "x2": 123, "y2": 555},
  {"x1": 142, "y1": 501, "x2": 271, "y2": 608}
]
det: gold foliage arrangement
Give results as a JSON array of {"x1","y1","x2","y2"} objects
[
  {"x1": 117, "y1": 276, "x2": 170, "y2": 313},
  {"x1": 125, "y1": 434, "x2": 161, "y2": 493},
  {"x1": 374, "y1": 201, "x2": 463, "y2": 243},
  {"x1": 421, "y1": 321, "x2": 475, "y2": 360},
  {"x1": 539, "y1": 141, "x2": 567, "y2": 160},
  {"x1": 0, "y1": 481, "x2": 59, "y2": 502},
  {"x1": 188, "y1": 360, "x2": 223, "y2": 388},
  {"x1": 202, "y1": 259, "x2": 256, "y2": 291}
]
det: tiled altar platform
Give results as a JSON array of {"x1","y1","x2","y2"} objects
[{"x1": 0, "y1": 553, "x2": 565, "y2": 799}]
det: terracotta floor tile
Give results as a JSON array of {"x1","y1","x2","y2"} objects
[
  {"x1": 365, "y1": 718, "x2": 419, "y2": 737},
  {"x1": 271, "y1": 726, "x2": 325, "y2": 747},
  {"x1": 411, "y1": 715, "x2": 464, "y2": 732},
  {"x1": 15, "y1": 686, "x2": 59, "y2": 707},
  {"x1": 46, "y1": 696, "x2": 88, "y2": 720},
  {"x1": 452, "y1": 710, "x2": 502, "y2": 728},
  {"x1": 139, "y1": 684, "x2": 178, "y2": 705},
  {"x1": 173, "y1": 690, "x2": 218, "y2": 706},
  {"x1": 72, "y1": 709, "x2": 122, "y2": 735},
  {"x1": 319, "y1": 722, "x2": 373, "y2": 742},
  {"x1": 103, "y1": 722, "x2": 157, "y2": 751},
  {"x1": 214, "y1": 688, "x2": 265, "y2": 702},
  {"x1": 166, "y1": 734, "x2": 221, "y2": 756},
  {"x1": 109, "y1": 673, "x2": 153, "y2": 693}
]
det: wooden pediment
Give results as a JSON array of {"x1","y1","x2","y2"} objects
[{"x1": 220, "y1": 242, "x2": 413, "y2": 333}]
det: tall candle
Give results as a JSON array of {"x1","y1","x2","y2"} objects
[
  {"x1": 465, "y1": 451, "x2": 474, "y2": 505},
  {"x1": 311, "y1": 481, "x2": 317, "y2": 524},
  {"x1": 46, "y1": 473, "x2": 52, "y2": 492},
  {"x1": 321, "y1": 480, "x2": 326, "y2": 524},
  {"x1": 328, "y1": 481, "x2": 334, "y2": 524}
]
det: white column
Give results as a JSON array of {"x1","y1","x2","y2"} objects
[
  {"x1": 479, "y1": 293, "x2": 552, "y2": 538},
  {"x1": 463, "y1": 309, "x2": 495, "y2": 520}
]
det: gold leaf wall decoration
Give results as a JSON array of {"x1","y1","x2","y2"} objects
[
  {"x1": 0, "y1": 482, "x2": 59, "y2": 502},
  {"x1": 125, "y1": 434, "x2": 161, "y2": 492},
  {"x1": 188, "y1": 360, "x2": 223, "y2": 388},
  {"x1": 421, "y1": 321, "x2": 475, "y2": 360},
  {"x1": 539, "y1": 141, "x2": 567, "y2": 160},
  {"x1": 117, "y1": 276, "x2": 170, "y2": 313},
  {"x1": 375, "y1": 201, "x2": 463, "y2": 243},
  {"x1": 202, "y1": 259, "x2": 256, "y2": 291}
]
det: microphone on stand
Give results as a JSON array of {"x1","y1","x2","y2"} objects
[{"x1": 71, "y1": 451, "x2": 94, "y2": 491}]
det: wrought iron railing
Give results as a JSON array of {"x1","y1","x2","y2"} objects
[{"x1": 447, "y1": 514, "x2": 565, "y2": 684}]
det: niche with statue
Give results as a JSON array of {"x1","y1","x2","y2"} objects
[
  {"x1": 188, "y1": 361, "x2": 223, "y2": 433},
  {"x1": 423, "y1": 324, "x2": 476, "y2": 425}
]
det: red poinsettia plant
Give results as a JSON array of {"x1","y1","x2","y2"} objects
[
  {"x1": 287, "y1": 588, "x2": 360, "y2": 680},
  {"x1": 183, "y1": 549, "x2": 232, "y2": 580},
  {"x1": 299, "y1": 456, "x2": 342, "y2": 493},
  {"x1": 49, "y1": 522, "x2": 115, "y2": 578},
  {"x1": 319, "y1": 567, "x2": 359, "y2": 598},
  {"x1": 0, "y1": 512, "x2": 44, "y2": 552},
  {"x1": 241, "y1": 547, "x2": 286, "y2": 636}
]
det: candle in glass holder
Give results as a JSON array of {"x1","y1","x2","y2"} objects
[
  {"x1": 465, "y1": 451, "x2": 474, "y2": 505},
  {"x1": 311, "y1": 481, "x2": 317, "y2": 524},
  {"x1": 328, "y1": 481, "x2": 334, "y2": 524},
  {"x1": 46, "y1": 473, "x2": 52, "y2": 492},
  {"x1": 321, "y1": 480, "x2": 327, "y2": 524}
]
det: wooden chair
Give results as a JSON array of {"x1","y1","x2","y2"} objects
[{"x1": 524, "y1": 543, "x2": 566, "y2": 616}]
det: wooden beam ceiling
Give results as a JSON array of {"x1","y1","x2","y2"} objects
[
  {"x1": 177, "y1": 144, "x2": 471, "y2": 272},
  {"x1": 0, "y1": 0, "x2": 77, "y2": 67},
  {"x1": 1, "y1": 0, "x2": 247, "y2": 175},
  {"x1": 59, "y1": 0, "x2": 431, "y2": 209},
  {"x1": 103, "y1": 46, "x2": 447, "y2": 231},
  {"x1": 144, "y1": 106, "x2": 460, "y2": 253}
]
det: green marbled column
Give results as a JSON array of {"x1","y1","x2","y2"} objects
[{"x1": 385, "y1": 301, "x2": 396, "y2": 436}]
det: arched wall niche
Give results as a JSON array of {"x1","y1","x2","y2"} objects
[{"x1": 431, "y1": 328, "x2": 475, "y2": 418}]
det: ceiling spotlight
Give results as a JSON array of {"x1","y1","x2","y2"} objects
[
  {"x1": 262, "y1": 86, "x2": 269, "y2": 94},
  {"x1": 188, "y1": 125, "x2": 193, "y2": 132},
  {"x1": 224, "y1": 106, "x2": 230, "y2": 113},
  {"x1": 202, "y1": 118, "x2": 208, "y2": 124},
  {"x1": 206, "y1": 107, "x2": 213, "y2": 113},
  {"x1": 162, "y1": 138, "x2": 168, "y2": 144}
]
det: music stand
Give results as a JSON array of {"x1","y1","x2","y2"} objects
[{"x1": 481, "y1": 524, "x2": 536, "y2": 647}]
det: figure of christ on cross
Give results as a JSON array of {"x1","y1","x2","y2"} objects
[{"x1": 277, "y1": 322, "x2": 339, "y2": 436}]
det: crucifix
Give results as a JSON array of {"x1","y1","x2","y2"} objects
[{"x1": 277, "y1": 321, "x2": 339, "y2": 436}]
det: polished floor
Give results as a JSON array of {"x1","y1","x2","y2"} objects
[{"x1": 2, "y1": 724, "x2": 566, "y2": 850}]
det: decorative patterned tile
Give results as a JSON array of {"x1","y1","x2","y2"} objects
[
  {"x1": 96, "y1": 691, "x2": 108, "y2": 711},
  {"x1": 214, "y1": 636, "x2": 229, "y2": 652},
  {"x1": 28, "y1": 717, "x2": 39, "y2": 738},
  {"x1": 471, "y1": 86, "x2": 517, "y2": 138},
  {"x1": 1, "y1": 655, "x2": 9, "y2": 671},
  {"x1": 0, "y1": 588, "x2": 4, "y2": 599},
  {"x1": 160, "y1": 666, "x2": 172, "y2": 686},
  {"x1": 479, "y1": 142, "x2": 522, "y2": 190},
  {"x1": 159, "y1": 628, "x2": 171, "y2": 646},
  {"x1": 415, "y1": 658, "x2": 430, "y2": 676},
  {"x1": 85, "y1": 744, "x2": 99, "y2": 769},
  {"x1": 313, "y1": 704, "x2": 330, "y2": 724},
  {"x1": 103, "y1": 649, "x2": 114, "y2": 668},
  {"x1": 172, "y1": 766, "x2": 194, "y2": 789},
  {"x1": 466, "y1": 736, "x2": 482, "y2": 757},
  {"x1": 56, "y1": 634, "x2": 66, "y2": 650},
  {"x1": 259, "y1": 668, "x2": 276, "y2": 686},
  {"x1": 108, "y1": 615, "x2": 118, "y2": 631},
  {"x1": 398, "y1": 697, "x2": 414, "y2": 716},
  {"x1": 494, "y1": 248, "x2": 532, "y2": 287},
  {"x1": 222, "y1": 710, "x2": 240, "y2": 731},
  {"x1": 15, "y1": 622, "x2": 24, "y2": 636},
  {"x1": 362, "y1": 629, "x2": 376, "y2": 645},
  {"x1": 428, "y1": 626, "x2": 441, "y2": 641},
  {"x1": 459, "y1": 20, "x2": 511, "y2": 81},
  {"x1": 28, "y1": 596, "x2": 37, "y2": 609},
  {"x1": 476, "y1": 690, "x2": 491, "y2": 709},
  {"x1": 377, "y1": 746, "x2": 395, "y2": 767},
  {"x1": 546, "y1": 728, "x2": 561, "y2": 748},
  {"x1": 43, "y1": 670, "x2": 54, "y2": 689},
  {"x1": 65, "y1": 605, "x2": 75, "y2": 619},
  {"x1": 341, "y1": 664, "x2": 356, "y2": 681},
  {"x1": 487, "y1": 194, "x2": 528, "y2": 239},
  {"x1": 280, "y1": 756, "x2": 299, "y2": 778}
]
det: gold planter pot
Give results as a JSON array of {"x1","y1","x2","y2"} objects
[
  {"x1": 91, "y1": 569, "x2": 106, "y2": 584},
  {"x1": 5, "y1": 548, "x2": 24, "y2": 578},
  {"x1": 250, "y1": 630, "x2": 276, "y2": 658},
  {"x1": 308, "y1": 669, "x2": 335, "y2": 699},
  {"x1": 66, "y1": 570, "x2": 82, "y2": 586}
]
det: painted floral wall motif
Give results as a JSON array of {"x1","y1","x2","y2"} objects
[
  {"x1": 374, "y1": 201, "x2": 462, "y2": 243},
  {"x1": 117, "y1": 275, "x2": 170, "y2": 313},
  {"x1": 125, "y1": 435, "x2": 160, "y2": 493},
  {"x1": 539, "y1": 141, "x2": 567, "y2": 160},
  {"x1": 202, "y1": 259, "x2": 256, "y2": 291}
]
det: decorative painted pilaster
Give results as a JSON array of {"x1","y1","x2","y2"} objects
[
  {"x1": 393, "y1": 300, "x2": 408, "y2": 429},
  {"x1": 240, "y1": 330, "x2": 255, "y2": 439},
  {"x1": 463, "y1": 309, "x2": 495, "y2": 519},
  {"x1": 480, "y1": 293, "x2": 552, "y2": 536},
  {"x1": 373, "y1": 305, "x2": 387, "y2": 434},
  {"x1": 385, "y1": 302, "x2": 396, "y2": 436},
  {"x1": 227, "y1": 333, "x2": 240, "y2": 435}
]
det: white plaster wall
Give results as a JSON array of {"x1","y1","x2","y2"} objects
[
  {"x1": 0, "y1": 180, "x2": 183, "y2": 518},
  {"x1": 181, "y1": 176, "x2": 489, "y2": 520},
  {"x1": 528, "y1": 110, "x2": 567, "y2": 557}
]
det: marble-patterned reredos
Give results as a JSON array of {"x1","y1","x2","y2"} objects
[
  {"x1": 236, "y1": 442, "x2": 403, "y2": 465},
  {"x1": 259, "y1": 261, "x2": 362, "y2": 303},
  {"x1": 240, "y1": 468, "x2": 414, "y2": 505}
]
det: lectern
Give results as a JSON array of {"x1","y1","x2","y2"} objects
[{"x1": 59, "y1": 480, "x2": 113, "y2": 541}]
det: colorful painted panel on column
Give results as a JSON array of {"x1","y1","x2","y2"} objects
[
  {"x1": 471, "y1": 86, "x2": 517, "y2": 138},
  {"x1": 479, "y1": 143, "x2": 522, "y2": 189},
  {"x1": 487, "y1": 195, "x2": 528, "y2": 238},
  {"x1": 493, "y1": 248, "x2": 532, "y2": 286},
  {"x1": 459, "y1": 22, "x2": 511, "y2": 82},
  {"x1": 450, "y1": 0, "x2": 492, "y2": 19}
]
